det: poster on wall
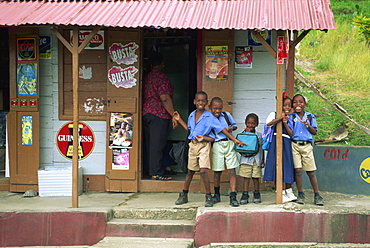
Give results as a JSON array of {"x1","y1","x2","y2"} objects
[
  {"x1": 112, "y1": 148, "x2": 130, "y2": 170},
  {"x1": 17, "y1": 63, "x2": 37, "y2": 96},
  {"x1": 17, "y1": 38, "x2": 37, "y2": 61},
  {"x1": 70, "y1": 30, "x2": 105, "y2": 50},
  {"x1": 248, "y1": 30, "x2": 272, "y2": 46},
  {"x1": 205, "y1": 46, "x2": 228, "y2": 80},
  {"x1": 56, "y1": 122, "x2": 95, "y2": 160},
  {"x1": 109, "y1": 42, "x2": 139, "y2": 65},
  {"x1": 235, "y1": 46, "x2": 253, "y2": 69},
  {"x1": 21, "y1": 116, "x2": 33, "y2": 145},
  {"x1": 109, "y1": 112, "x2": 133, "y2": 148},
  {"x1": 277, "y1": 36, "x2": 288, "y2": 64},
  {"x1": 108, "y1": 66, "x2": 138, "y2": 88},
  {"x1": 39, "y1": 36, "x2": 51, "y2": 59}
]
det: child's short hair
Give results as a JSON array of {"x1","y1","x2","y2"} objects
[
  {"x1": 245, "y1": 113, "x2": 259, "y2": 125},
  {"x1": 195, "y1": 91, "x2": 208, "y2": 99},
  {"x1": 293, "y1": 94, "x2": 307, "y2": 104},
  {"x1": 210, "y1": 96, "x2": 222, "y2": 105}
]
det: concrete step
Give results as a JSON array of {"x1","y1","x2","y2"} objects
[
  {"x1": 92, "y1": 237, "x2": 194, "y2": 247},
  {"x1": 106, "y1": 218, "x2": 195, "y2": 239},
  {"x1": 113, "y1": 207, "x2": 197, "y2": 220}
]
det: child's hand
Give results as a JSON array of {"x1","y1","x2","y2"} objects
[
  {"x1": 172, "y1": 118, "x2": 178, "y2": 129},
  {"x1": 234, "y1": 139, "x2": 247, "y2": 147},
  {"x1": 227, "y1": 125, "x2": 234, "y2": 132},
  {"x1": 260, "y1": 162, "x2": 265, "y2": 168},
  {"x1": 195, "y1": 135, "x2": 204, "y2": 142},
  {"x1": 300, "y1": 119, "x2": 309, "y2": 128},
  {"x1": 282, "y1": 114, "x2": 289, "y2": 124}
]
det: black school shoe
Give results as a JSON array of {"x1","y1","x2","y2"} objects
[
  {"x1": 212, "y1": 194, "x2": 221, "y2": 203},
  {"x1": 314, "y1": 195, "x2": 324, "y2": 206},
  {"x1": 230, "y1": 195, "x2": 239, "y2": 207},
  {"x1": 253, "y1": 191, "x2": 261, "y2": 203},
  {"x1": 240, "y1": 192, "x2": 249, "y2": 204}
]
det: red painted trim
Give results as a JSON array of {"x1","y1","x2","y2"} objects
[{"x1": 197, "y1": 30, "x2": 203, "y2": 91}]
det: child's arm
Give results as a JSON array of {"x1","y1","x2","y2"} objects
[
  {"x1": 221, "y1": 128, "x2": 246, "y2": 146},
  {"x1": 195, "y1": 135, "x2": 215, "y2": 143},
  {"x1": 300, "y1": 119, "x2": 317, "y2": 135},
  {"x1": 267, "y1": 116, "x2": 284, "y2": 126},
  {"x1": 173, "y1": 111, "x2": 188, "y2": 131}
]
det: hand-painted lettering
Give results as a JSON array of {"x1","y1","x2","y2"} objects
[{"x1": 323, "y1": 148, "x2": 349, "y2": 160}]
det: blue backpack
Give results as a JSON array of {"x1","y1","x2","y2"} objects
[
  {"x1": 235, "y1": 132, "x2": 259, "y2": 157},
  {"x1": 262, "y1": 124, "x2": 274, "y2": 151}
]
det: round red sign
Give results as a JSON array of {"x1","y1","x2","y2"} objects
[{"x1": 56, "y1": 122, "x2": 95, "y2": 160}]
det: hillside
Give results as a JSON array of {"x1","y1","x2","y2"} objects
[{"x1": 295, "y1": 0, "x2": 370, "y2": 146}]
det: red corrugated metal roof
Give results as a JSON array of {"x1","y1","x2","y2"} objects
[{"x1": 0, "y1": 0, "x2": 336, "y2": 30}]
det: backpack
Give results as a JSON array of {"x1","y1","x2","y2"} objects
[
  {"x1": 262, "y1": 124, "x2": 274, "y2": 151},
  {"x1": 291, "y1": 112, "x2": 315, "y2": 145},
  {"x1": 235, "y1": 132, "x2": 259, "y2": 157}
]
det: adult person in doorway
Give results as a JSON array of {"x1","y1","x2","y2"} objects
[{"x1": 143, "y1": 52, "x2": 177, "y2": 180}]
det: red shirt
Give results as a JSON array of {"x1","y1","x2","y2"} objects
[{"x1": 142, "y1": 69, "x2": 174, "y2": 119}]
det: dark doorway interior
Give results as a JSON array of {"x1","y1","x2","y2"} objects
[
  {"x1": 0, "y1": 28, "x2": 9, "y2": 178},
  {"x1": 142, "y1": 28, "x2": 197, "y2": 179}
]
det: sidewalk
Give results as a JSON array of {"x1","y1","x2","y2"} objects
[{"x1": 2, "y1": 190, "x2": 370, "y2": 247}]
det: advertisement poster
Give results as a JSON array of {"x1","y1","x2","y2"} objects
[
  {"x1": 17, "y1": 38, "x2": 37, "y2": 61},
  {"x1": 17, "y1": 63, "x2": 37, "y2": 96},
  {"x1": 109, "y1": 42, "x2": 139, "y2": 65},
  {"x1": 70, "y1": 30, "x2": 105, "y2": 50},
  {"x1": 108, "y1": 66, "x2": 138, "y2": 89},
  {"x1": 109, "y1": 112, "x2": 133, "y2": 148},
  {"x1": 22, "y1": 116, "x2": 33, "y2": 145},
  {"x1": 112, "y1": 148, "x2": 130, "y2": 170},
  {"x1": 235, "y1": 46, "x2": 253, "y2": 69},
  {"x1": 56, "y1": 122, "x2": 95, "y2": 160},
  {"x1": 277, "y1": 36, "x2": 288, "y2": 64},
  {"x1": 205, "y1": 46, "x2": 228, "y2": 80},
  {"x1": 39, "y1": 36, "x2": 51, "y2": 59},
  {"x1": 248, "y1": 30, "x2": 272, "y2": 46}
]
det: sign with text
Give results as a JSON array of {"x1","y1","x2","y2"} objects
[
  {"x1": 17, "y1": 38, "x2": 37, "y2": 61},
  {"x1": 56, "y1": 122, "x2": 95, "y2": 160}
]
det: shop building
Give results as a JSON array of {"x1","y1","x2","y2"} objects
[{"x1": 0, "y1": 0, "x2": 336, "y2": 195}]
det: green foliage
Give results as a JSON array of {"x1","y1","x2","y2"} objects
[
  {"x1": 295, "y1": 0, "x2": 370, "y2": 146},
  {"x1": 353, "y1": 14, "x2": 370, "y2": 44}
]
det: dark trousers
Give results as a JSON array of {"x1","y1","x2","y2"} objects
[{"x1": 143, "y1": 113, "x2": 171, "y2": 177}]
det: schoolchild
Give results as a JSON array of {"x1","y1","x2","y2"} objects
[
  {"x1": 263, "y1": 96, "x2": 297, "y2": 203},
  {"x1": 239, "y1": 113, "x2": 265, "y2": 204},
  {"x1": 173, "y1": 91, "x2": 244, "y2": 207},
  {"x1": 288, "y1": 94, "x2": 324, "y2": 206},
  {"x1": 208, "y1": 97, "x2": 240, "y2": 207}
]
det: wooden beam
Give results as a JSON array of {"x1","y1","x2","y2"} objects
[
  {"x1": 250, "y1": 30, "x2": 276, "y2": 58},
  {"x1": 287, "y1": 30, "x2": 310, "y2": 97},
  {"x1": 51, "y1": 26, "x2": 73, "y2": 54},
  {"x1": 78, "y1": 26, "x2": 101, "y2": 54}
]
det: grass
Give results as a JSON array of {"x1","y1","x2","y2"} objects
[{"x1": 294, "y1": 0, "x2": 370, "y2": 146}]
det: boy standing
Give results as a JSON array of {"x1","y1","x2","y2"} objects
[
  {"x1": 239, "y1": 113, "x2": 265, "y2": 204},
  {"x1": 174, "y1": 91, "x2": 244, "y2": 207},
  {"x1": 289, "y1": 94, "x2": 324, "y2": 206},
  {"x1": 209, "y1": 97, "x2": 240, "y2": 207}
]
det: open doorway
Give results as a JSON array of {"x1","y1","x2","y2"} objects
[
  {"x1": 0, "y1": 28, "x2": 9, "y2": 179},
  {"x1": 142, "y1": 28, "x2": 197, "y2": 180}
]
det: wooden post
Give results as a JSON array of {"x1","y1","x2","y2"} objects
[
  {"x1": 71, "y1": 26, "x2": 79, "y2": 208},
  {"x1": 51, "y1": 25, "x2": 101, "y2": 208},
  {"x1": 275, "y1": 30, "x2": 284, "y2": 204}
]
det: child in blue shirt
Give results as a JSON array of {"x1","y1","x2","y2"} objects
[
  {"x1": 288, "y1": 94, "x2": 324, "y2": 206},
  {"x1": 208, "y1": 97, "x2": 240, "y2": 207},
  {"x1": 173, "y1": 91, "x2": 244, "y2": 207}
]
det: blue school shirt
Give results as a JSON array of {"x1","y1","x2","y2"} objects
[
  {"x1": 214, "y1": 112, "x2": 237, "y2": 141},
  {"x1": 288, "y1": 111, "x2": 318, "y2": 143},
  {"x1": 187, "y1": 109, "x2": 224, "y2": 141}
]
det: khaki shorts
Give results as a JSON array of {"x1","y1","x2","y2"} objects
[
  {"x1": 188, "y1": 140, "x2": 211, "y2": 171},
  {"x1": 292, "y1": 142, "x2": 317, "y2": 171},
  {"x1": 212, "y1": 140, "x2": 239, "y2": 171},
  {"x1": 239, "y1": 161, "x2": 262, "y2": 178}
]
